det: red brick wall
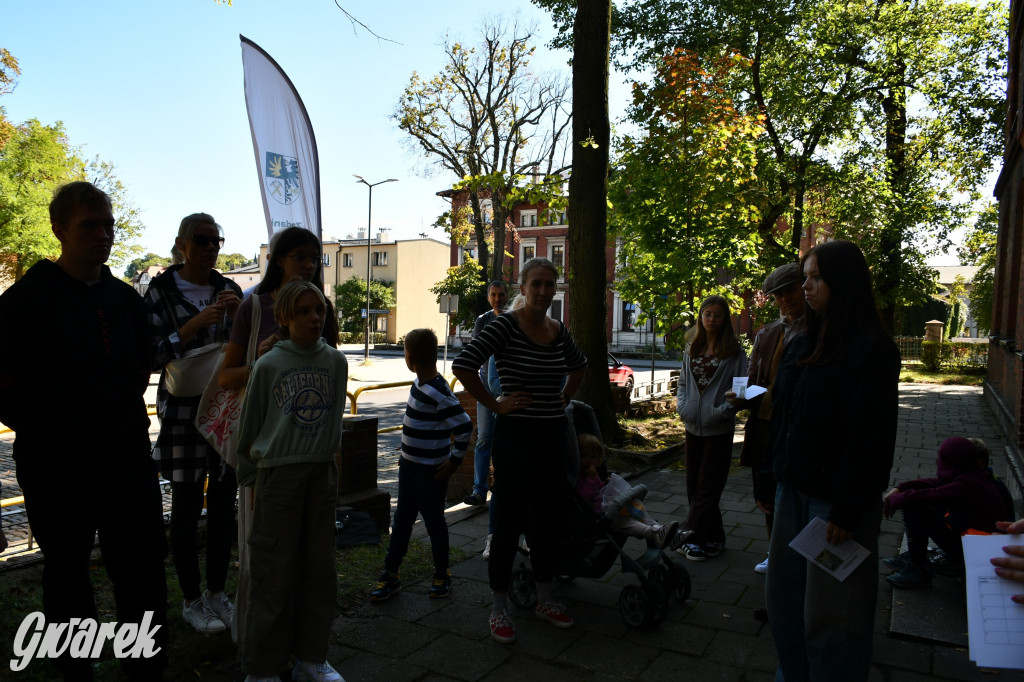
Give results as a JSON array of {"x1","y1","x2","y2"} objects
[{"x1": 446, "y1": 391, "x2": 482, "y2": 505}]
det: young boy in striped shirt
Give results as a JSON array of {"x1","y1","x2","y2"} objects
[{"x1": 372, "y1": 328, "x2": 473, "y2": 601}]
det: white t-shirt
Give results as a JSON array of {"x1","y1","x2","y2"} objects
[{"x1": 173, "y1": 272, "x2": 217, "y2": 339}]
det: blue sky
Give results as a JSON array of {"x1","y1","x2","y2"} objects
[
  {"x1": 2, "y1": 0, "x2": 612, "y2": 265},
  {"x1": 2, "y1": 1, "x2": 989, "y2": 269}
]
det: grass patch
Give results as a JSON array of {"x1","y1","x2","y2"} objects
[
  {"x1": 0, "y1": 535, "x2": 468, "y2": 680},
  {"x1": 900, "y1": 365, "x2": 985, "y2": 386}
]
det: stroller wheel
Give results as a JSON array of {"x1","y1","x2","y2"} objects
[
  {"x1": 648, "y1": 565, "x2": 672, "y2": 593},
  {"x1": 667, "y1": 557, "x2": 692, "y2": 603},
  {"x1": 619, "y1": 585, "x2": 652, "y2": 628},
  {"x1": 645, "y1": 582, "x2": 670, "y2": 624},
  {"x1": 508, "y1": 568, "x2": 536, "y2": 609}
]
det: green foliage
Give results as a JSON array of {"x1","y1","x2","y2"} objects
[
  {"x1": 921, "y1": 340, "x2": 988, "y2": 372},
  {"x1": 124, "y1": 252, "x2": 171, "y2": 280},
  {"x1": 0, "y1": 118, "x2": 84, "y2": 281},
  {"x1": 947, "y1": 298, "x2": 963, "y2": 339},
  {"x1": 896, "y1": 296, "x2": 949, "y2": 337},
  {"x1": 333, "y1": 277, "x2": 396, "y2": 333},
  {"x1": 960, "y1": 202, "x2": 997, "y2": 334},
  {"x1": 593, "y1": 0, "x2": 1006, "y2": 329},
  {"x1": 430, "y1": 257, "x2": 485, "y2": 329},
  {"x1": 87, "y1": 156, "x2": 144, "y2": 272},
  {"x1": 610, "y1": 50, "x2": 765, "y2": 347},
  {"x1": 216, "y1": 252, "x2": 251, "y2": 272}
]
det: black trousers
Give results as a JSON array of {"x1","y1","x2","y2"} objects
[
  {"x1": 170, "y1": 455, "x2": 237, "y2": 600},
  {"x1": 16, "y1": 444, "x2": 168, "y2": 681},
  {"x1": 683, "y1": 431, "x2": 734, "y2": 546},
  {"x1": 488, "y1": 415, "x2": 571, "y2": 591},
  {"x1": 903, "y1": 504, "x2": 965, "y2": 568}
]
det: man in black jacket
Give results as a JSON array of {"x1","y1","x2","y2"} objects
[{"x1": 0, "y1": 182, "x2": 168, "y2": 680}]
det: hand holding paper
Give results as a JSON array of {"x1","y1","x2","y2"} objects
[{"x1": 731, "y1": 377, "x2": 767, "y2": 401}]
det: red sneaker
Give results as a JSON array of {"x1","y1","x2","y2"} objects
[
  {"x1": 534, "y1": 601, "x2": 574, "y2": 628},
  {"x1": 489, "y1": 609, "x2": 516, "y2": 644}
]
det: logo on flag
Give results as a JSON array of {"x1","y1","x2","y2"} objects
[{"x1": 264, "y1": 152, "x2": 301, "y2": 205}]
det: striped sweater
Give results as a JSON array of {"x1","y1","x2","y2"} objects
[
  {"x1": 452, "y1": 313, "x2": 588, "y2": 419},
  {"x1": 401, "y1": 375, "x2": 473, "y2": 466}
]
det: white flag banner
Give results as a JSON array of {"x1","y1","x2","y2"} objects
[{"x1": 240, "y1": 35, "x2": 321, "y2": 242}]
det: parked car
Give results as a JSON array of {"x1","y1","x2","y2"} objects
[{"x1": 607, "y1": 352, "x2": 634, "y2": 391}]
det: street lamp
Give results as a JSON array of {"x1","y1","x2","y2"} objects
[{"x1": 354, "y1": 175, "x2": 398, "y2": 363}]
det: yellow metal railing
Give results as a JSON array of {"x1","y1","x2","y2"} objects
[{"x1": 0, "y1": 378, "x2": 472, "y2": 554}]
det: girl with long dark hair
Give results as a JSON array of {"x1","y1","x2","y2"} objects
[{"x1": 758, "y1": 239, "x2": 900, "y2": 681}]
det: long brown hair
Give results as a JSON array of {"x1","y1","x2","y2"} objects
[
  {"x1": 688, "y1": 295, "x2": 741, "y2": 359},
  {"x1": 799, "y1": 240, "x2": 891, "y2": 365}
]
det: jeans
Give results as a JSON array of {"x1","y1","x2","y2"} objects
[
  {"x1": 473, "y1": 401, "x2": 497, "y2": 496},
  {"x1": 384, "y1": 457, "x2": 450, "y2": 575},
  {"x1": 766, "y1": 483, "x2": 880, "y2": 682}
]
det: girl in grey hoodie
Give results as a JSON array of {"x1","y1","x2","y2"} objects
[{"x1": 676, "y1": 295, "x2": 747, "y2": 561}]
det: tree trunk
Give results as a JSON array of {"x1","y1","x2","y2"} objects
[
  {"x1": 468, "y1": 191, "x2": 491, "y2": 283},
  {"x1": 878, "y1": 60, "x2": 906, "y2": 335},
  {"x1": 491, "y1": 193, "x2": 508, "y2": 283},
  {"x1": 568, "y1": 0, "x2": 621, "y2": 442}
]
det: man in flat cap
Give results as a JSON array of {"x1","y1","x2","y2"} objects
[{"x1": 728, "y1": 262, "x2": 805, "y2": 585}]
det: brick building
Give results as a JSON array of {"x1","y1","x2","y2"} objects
[
  {"x1": 985, "y1": 0, "x2": 1024, "y2": 504},
  {"x1": 438, "y1": 187, "x2": 669, "y2": 350}
]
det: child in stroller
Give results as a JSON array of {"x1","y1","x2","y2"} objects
[
  {"x1": 506, "y1": 401, "x2": 692, "y2": 628},
  {"x1": 577, "y1": 433, "x2": 691, "y2": 551}
]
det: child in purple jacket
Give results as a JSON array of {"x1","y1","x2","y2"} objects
[{"x1": 883, "y1": 436, "x2": 1013, "y2": 588}]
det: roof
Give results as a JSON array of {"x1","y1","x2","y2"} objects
[{"x1": 933, "y1": 265, "x2": 979, "y2": 286}]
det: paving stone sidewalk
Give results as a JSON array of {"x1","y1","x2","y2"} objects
[{"x1": 328, "y1": 383, "x2": 1024, "y2": 682}]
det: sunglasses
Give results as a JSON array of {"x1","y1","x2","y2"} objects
[{"x1": 191, "y1": 234, "x2": 225, "y2": 248}]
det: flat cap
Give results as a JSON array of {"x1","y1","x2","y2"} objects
[{"x1": 762, "y1": 262, "x2": 802, "y2": 295}]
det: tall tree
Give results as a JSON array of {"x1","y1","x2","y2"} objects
[
  {"x1": 611, "y1": 49, "x2": 766, "y2": 338},
  {"x1": 86, "y1": 156, "x2": 145, "y2": 273},
  {"x1": 611, "y1": 0, "x2": 1006, "y2": 331},
  {"x1": 395, "y1": 18, "x2": 571, "y2": 288},
  {"x1": 333, "y1": 276, "x2": 396, "y2": 333},
  {"x1": 0, "y1": 119, "x2": 83, "y2": 281},
  {"x1": 124, "y1": 252, "x2": 172, "y2": 281},
  {"x1": 959, "y1": 202, "x2": 997, "y2": 335}
]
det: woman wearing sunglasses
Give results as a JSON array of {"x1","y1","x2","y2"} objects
[{"x1": 145, "y1": 212, "x2": 242, "y2": 636}]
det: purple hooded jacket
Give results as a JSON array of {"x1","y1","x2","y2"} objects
[{"x1": 888, "y1": 437, "x2": 1008, "y2": 533}]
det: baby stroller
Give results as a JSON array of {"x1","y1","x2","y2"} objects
[{"x1": 506, "y1": 401, "x2": 691, "y2": 627}]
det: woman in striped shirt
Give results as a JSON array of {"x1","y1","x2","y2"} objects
[{"x1": 453, "y1": 258, "x2": 588, "y2": 645}]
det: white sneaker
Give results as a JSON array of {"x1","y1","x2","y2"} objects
[
  {"x1": 482, "y1": 534, "x2": 492, "y2": 561},
  {"x1": 205, "y1": 590, "x2": 234, "y2": 631},
  {"x1": 182, "y1": 596, "x2": 226, "y2": 634},
  {"x1": 754, "y1": 555, "x2": 769, "y2": 574},
  {"x1": 291, "y1": 659, "x2": 343, "y2": 682}
]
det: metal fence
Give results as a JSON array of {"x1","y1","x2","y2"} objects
[{"x1": 894, "y1": 336, "x2": 988, "y2": 368}]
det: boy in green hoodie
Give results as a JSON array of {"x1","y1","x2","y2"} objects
[{"x1": 236, "y1": 280, "x2": 348, "y2": 682}]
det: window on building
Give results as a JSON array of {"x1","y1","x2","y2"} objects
[
  {"x1": 551, "y1": 244, "x2": 564, "y2": 269},
  {"x1": 480, "y1": 199, "x2": 493, "y2": 226},
  {"x1": 547, "y1": 210, "x2": 567, "y2": 226},
  {"x1": 622, "y1": 302, "x2": 637, "y2": 331},
  {"x1": 523, "y1": 245, "x2": 535, "y2": 261},
  {"x1": 322, "y1": 253, "x2": 330, "y2": 267},
  {"x1": 343, "y1": 253, "x2": 353, "y2": 267},
  {"x1": 520, "y1": 210, "x2": 538, "y2": 227},
  {"x1": 549, "y1": 299, "x2": 563, "y2": 322},
  {"x1": 373, "y1": 251, "x2": 388, "y2": 266}
]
